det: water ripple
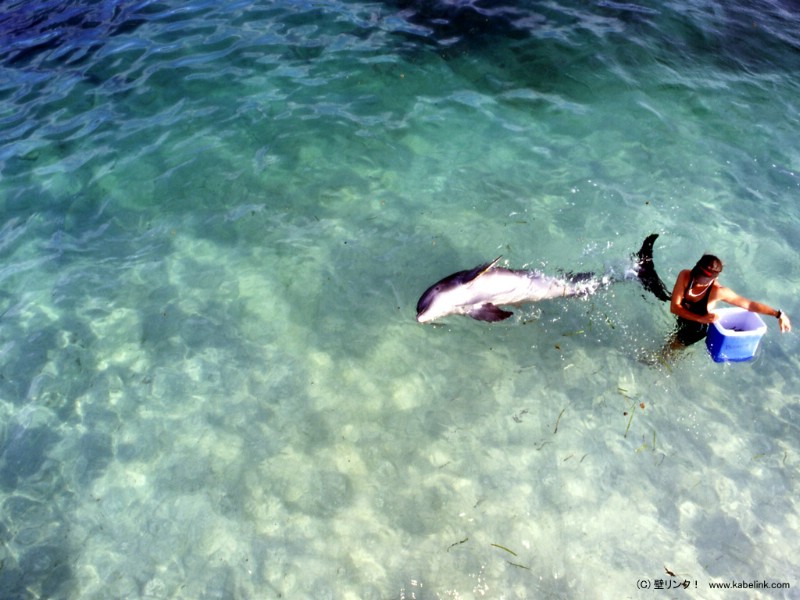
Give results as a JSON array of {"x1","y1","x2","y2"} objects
[{"x1": 0, "y1": 2, "x2": 799, "y2": 597}]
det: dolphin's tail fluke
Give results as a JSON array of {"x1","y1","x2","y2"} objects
[{"x1": 634, "y1": 233, "x2": 670, "y2": 302}]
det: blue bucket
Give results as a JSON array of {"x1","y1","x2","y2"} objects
[{"x1": 706, "y1": 307, "x2": 767, "y2": 363}]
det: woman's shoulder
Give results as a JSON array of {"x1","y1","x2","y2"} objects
[{"x1": 710, "y1": 281, "x2": 734, "y2": 299}]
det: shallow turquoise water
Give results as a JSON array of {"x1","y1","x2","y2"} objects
[{"x1": 1, "y1": 0, "x2": 799, "y2": 598}]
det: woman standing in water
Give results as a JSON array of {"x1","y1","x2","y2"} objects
[{"x1": 669, "y1": 254, "x2": 791, "y2": 349}]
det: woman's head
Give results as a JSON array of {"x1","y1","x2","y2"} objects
[{"x1": 692, "y1": 254, "x2": 723, "y2": 282}]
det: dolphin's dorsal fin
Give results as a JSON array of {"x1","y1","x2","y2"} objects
[
  {"x1": 471, "y1": 256, "x2": 502, "y2": 280},
  {"x1": 456, "y1": 256, "x2": 503, "y2": 286}
]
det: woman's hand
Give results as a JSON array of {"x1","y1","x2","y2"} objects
[{"x1": 778, "y1": 312, "x2": 792, "y2": 333}]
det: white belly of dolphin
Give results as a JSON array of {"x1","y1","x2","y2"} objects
[{"x1": 468, "y1": 269, "x2": 585, "y2": 306}]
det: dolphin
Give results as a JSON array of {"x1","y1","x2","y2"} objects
[{"x1": 415, "y1": 234, "x2": 668, "y2": 323}]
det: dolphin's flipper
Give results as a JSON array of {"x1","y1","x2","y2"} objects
[
  {"x1": 635, "y1": 233, "x2": 670, "y2": 302},
  {"x1": 468, "y1": 303, "x2": 513, "y2": 322}
]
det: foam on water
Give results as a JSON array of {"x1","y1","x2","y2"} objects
[{"x1": 1, "y1": 0, "x2": 800, "y2": 598}]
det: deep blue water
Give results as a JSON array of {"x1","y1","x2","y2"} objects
[{"x1": 1, "y1": 1, "x2": 799, "y2": 598}]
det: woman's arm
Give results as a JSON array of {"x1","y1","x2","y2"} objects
[{"x1": 713, "y1": 286, "x2": 792, "y2": 332}]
